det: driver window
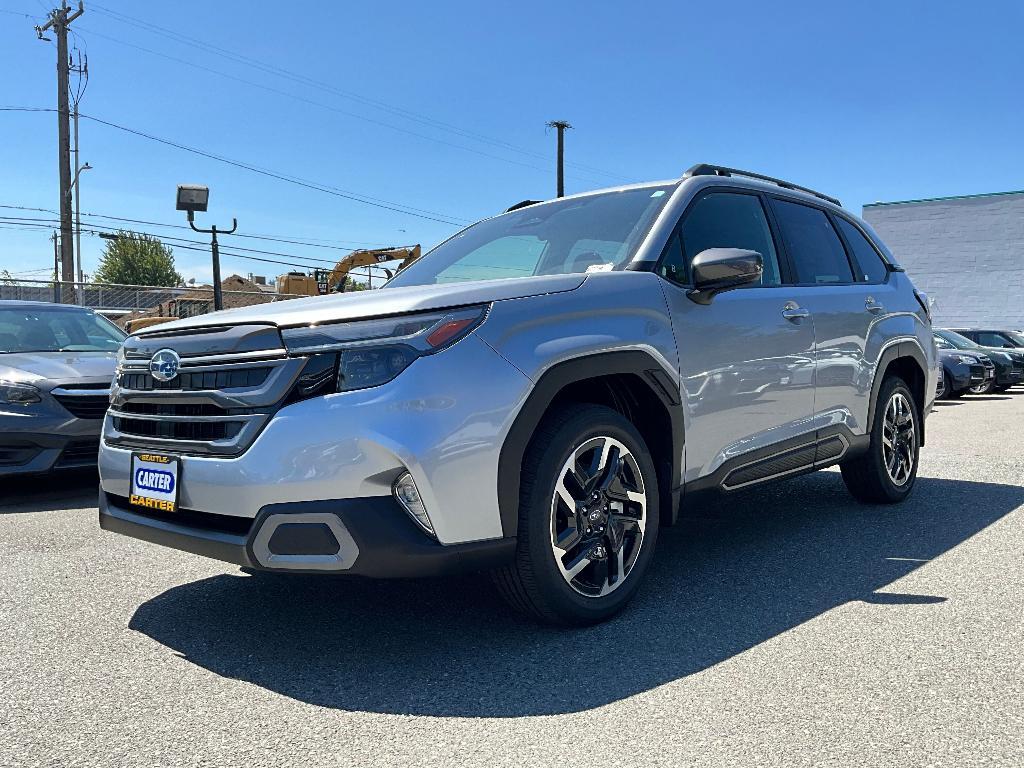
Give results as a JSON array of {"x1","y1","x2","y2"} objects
[{"x1": 660, "y1": 192, "x2": 781, "y2": 286}]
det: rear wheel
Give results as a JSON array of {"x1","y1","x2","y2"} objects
[
  {"x1": 841, "y1": 375, "x2": 919, "y2": 504},
  {"x1": 493, "y1": 404, "x2": 659, "y2": 626}
]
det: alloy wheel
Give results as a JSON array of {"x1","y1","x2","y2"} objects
[
  {"x1": 549, "y1": 436, "x2": 648, "y2": 597},
  {"x1": 882, "y1": 392, "x2": 916, "y2": 486}
]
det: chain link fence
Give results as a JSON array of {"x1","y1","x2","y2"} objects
[{"x1": 0, "y1": 278, "x2": 309, "y2": 328}]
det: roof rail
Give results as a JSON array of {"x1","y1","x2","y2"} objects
[
  {"x1": 683, "y1": 163, "x2": 841, "y2": 207},
  {"x1": 505, "y1": 199, "x2": 544, "y2": 213}
]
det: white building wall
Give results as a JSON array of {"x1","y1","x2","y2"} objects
[{"x1": 863, "y1": 192, "x2": 1024, "y2": 328}]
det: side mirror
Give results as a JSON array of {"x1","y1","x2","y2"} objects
[{"x1": 687, "y1": 248, "x2": 763, "y2": 305}]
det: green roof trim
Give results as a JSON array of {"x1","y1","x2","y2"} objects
[{"x1": 864, "y1": 189, "x2": 1024, "y2": 207}]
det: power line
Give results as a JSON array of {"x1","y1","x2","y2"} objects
[
  {"x1": 0, "y1": 214, "x2": 339, "y2": 264},
  {"x1": 74, "y1": 25, "x2": 615, "y2": 187},
  {"x1": 87, "y1": 3, "x2": 625, "y2": 182},
  {"x1": 3, "y1": 105, "x2": 472, "y2": 225},
  {"x1": 78, "y1": 113, "x2": 471, "y2": 226},
  {"x1": 0, "y1": 216, "x2": 399, "y2": 280},
  {"x1": 0, "y1": 203, "x2": 391, "y2": 248}
]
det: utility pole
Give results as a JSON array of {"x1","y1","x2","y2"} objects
[
  {"x1": 546, "y1": 120, "x2": 572, "y2": 198},
  {"x1": 70, "y1": 49, "x2": 89, "y2": 303},
  {"x1": 36, "y1": 1, "x2": 84, "y2": 304}
]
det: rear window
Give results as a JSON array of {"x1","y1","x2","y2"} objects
[
  {"x1": 835, "y1": 217, "x2": 888, "y2": 283},
  {"x1": 771, "y1": 199, "x2": 854, "y2": 284}
]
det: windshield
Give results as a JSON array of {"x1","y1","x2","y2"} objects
[
  {"x1": 387, "y1": 185, "x2": 675, "y2": 287},
  {"x1": 1003, "y1": 330, "x2": 1024, "y2": 347},
  {"x1": 0, "y1": 306, "x2": 126, "y2": 353},
  {"x1": 934, "y1": 329, "x2": 980, "y2": 350}
]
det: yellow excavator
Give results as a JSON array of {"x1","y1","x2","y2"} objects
[{"x1": 276, "y1": 244, "x2": 422, "y2": 296}]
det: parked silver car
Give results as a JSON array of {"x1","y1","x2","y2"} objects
[
  {"x1": 1, "y1": 301, "x2": 124, "y2": 475},
  {"x1": 98, "y1": 164, "x2": 936, "y2": 625}
]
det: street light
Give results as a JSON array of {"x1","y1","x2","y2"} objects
[
  {"x1": 176, "y1": 184, "x2": 236, "y2": 311},
  {"x1": 71, "y1": 161, "x2": 92, "y2": 303}
]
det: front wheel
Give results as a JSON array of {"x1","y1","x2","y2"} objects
[
  {"x1": 968, "y1": 378, "x2": 994, "y2": 395},
  {"x1": 939, "y1": 369, "x2": 953, "y2": 399},
  {"x1": 841, "y1": 376, "x2": 920, "y2": 504},
  {"x1": 493, "y1": 404, "x2": 659, "y2": 626}
]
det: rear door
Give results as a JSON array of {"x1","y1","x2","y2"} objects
[
  {"x1": 657, "y1": 189, "x2": 816, "y2": 483},
  {"x1": 768, "y1": 198, "x2": 880, "y2": 436}
]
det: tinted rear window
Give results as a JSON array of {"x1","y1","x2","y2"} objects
[
  {"x1": 772, "y1": 199, "x2": 854, "y2": 284},
  {"x1": 835, "y1": 217, "x2": 888, "y2": 283}
]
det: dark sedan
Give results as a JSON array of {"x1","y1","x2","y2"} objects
[
  {"x1": 935, "y1": 328, "x2": 1024, "y2": 394},
  {"x1": 0, "y1": 301, "x2": 124, "y2": 475}
]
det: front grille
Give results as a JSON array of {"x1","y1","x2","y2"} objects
[
  {"x1": 55, "y1": 439, "x2": 100, "y2": 468},
  {"x1": 110, "y1": 415, "x2": 243, "y2": 442},
  {"x1": 119, "y1": 402, "x2": 229, "y2": 417},
  {"x1": 107, "y1": 326, "x2": 304, "y2": 456},
  {"x1": 53, "y1": 393, "x2": 110, "y2": 419},
  {"x1": 119, "y1": 366, "x2": 270, "y2": 392}
]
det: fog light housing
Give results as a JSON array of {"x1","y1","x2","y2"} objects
[{"x1": 394, "y1": 471, "x2": 434, "y2": 536}]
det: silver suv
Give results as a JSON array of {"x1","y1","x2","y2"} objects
[{"x1": 98, "y1": 164, "x2": 936, "y2": 625}]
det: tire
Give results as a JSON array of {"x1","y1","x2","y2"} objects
[
  {"x1": 993, "y1": 384, "x2": 1011, "y2": 393},
  {"x1": 841, "y1": 375, "x2": 920, "y2": 504},
  {"x1": 946, "y1": 388, "x2": 964, "y2": 399},
  {"x1": 492, "y1": 403, "x2": 660, "y2": 626},
  {"x1": 939, "y1": 370, "x2": 953, "y2": 399}
]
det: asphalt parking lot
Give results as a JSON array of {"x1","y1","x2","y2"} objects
[{"x1": 3, "y1": 393, "x2": 1023, "y2": 767}]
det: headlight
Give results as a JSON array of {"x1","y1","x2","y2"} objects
[
  {"x1": 954, "y1": 354, "x2": 979, "y2": 364},
  {"x1": 281, "y1": 306, "x2": 488, "y2": 392},
  {"x1": 0, "y1": 381, "x2": 42, "y2": 406}
]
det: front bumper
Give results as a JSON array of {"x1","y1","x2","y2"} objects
[
  {"x1": 944, "y1": 361, "x2": 978, "y2": 392},
  {"x1": 995, "y1": 362, "x2": 1024, "y2": 386},
  {"x1": 0, "y1": 417, "x2": 101, "y2": 476},
  {"x1": 99, "y1": 490, "x2": 515, "y2": 577},
  {"x1": 99, "y1": 333, "x2": 532, "y2": 546}
]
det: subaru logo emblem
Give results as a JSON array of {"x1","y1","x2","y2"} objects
[{"x1": 149, "y1": 348, "x2": 180, "y2": 383}]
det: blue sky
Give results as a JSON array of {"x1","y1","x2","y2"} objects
[{"x1": 1, "y1": 0, "x2": 1022, "y2": 285}]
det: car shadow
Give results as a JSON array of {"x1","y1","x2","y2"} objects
[
  {"x1": 0, "y1": 469, "x2": 97, "y2": 514},
  {"x1": 128, "y1": 472, "x2": 1023, "y2": 717},
  {"x1": 933, "y1": 400, "x2": 963, "y2": 407}
]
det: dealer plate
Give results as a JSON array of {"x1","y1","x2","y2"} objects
[{"x1": 129, "y1": 452, "x2": 181, "y2": 513}]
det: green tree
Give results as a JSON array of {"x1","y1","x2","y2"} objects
[{"x1": 93, "y1": 231, "x2": 182, "y2": 286}]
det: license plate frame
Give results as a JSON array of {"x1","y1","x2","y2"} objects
[{"x1": 129, "y1": 452, "x2": 181, "y2": 513}]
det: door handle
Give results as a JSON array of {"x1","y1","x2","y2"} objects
[
  {"x1": 865, "y1": 296, "x2": 885, "y2": 313},
  {"x1": 782, "y1": 303, "x2": 810, "y2": 321}
]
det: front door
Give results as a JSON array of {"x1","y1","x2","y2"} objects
[{"x1": 657, "y1": 189, "x2": 816, "y2": 483}]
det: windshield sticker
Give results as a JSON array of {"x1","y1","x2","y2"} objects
[
  {"x1": 586, "y1": 263, "x2": 614, "y2": 273},
  {"x1": 650, "y1": 190, "x2": 666, "y2": 197}
]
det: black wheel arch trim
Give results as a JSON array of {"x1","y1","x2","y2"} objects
[
  {"x1": 497, "y1": 350, "x2": 684, "y2": 537},
  {"x1": 868, "y1": 341, "x2": 929, "y2": 447}
]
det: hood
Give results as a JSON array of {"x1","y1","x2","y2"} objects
[
  {"x1": 977, "y1": 346, "x2": 1024, "y2": 362},
  {"x1": 0, "y1": 350, "x2": 118, "y2": 388},
  {"x1": 137, "y1": 274, "x2": 587, "y2": 334}
]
